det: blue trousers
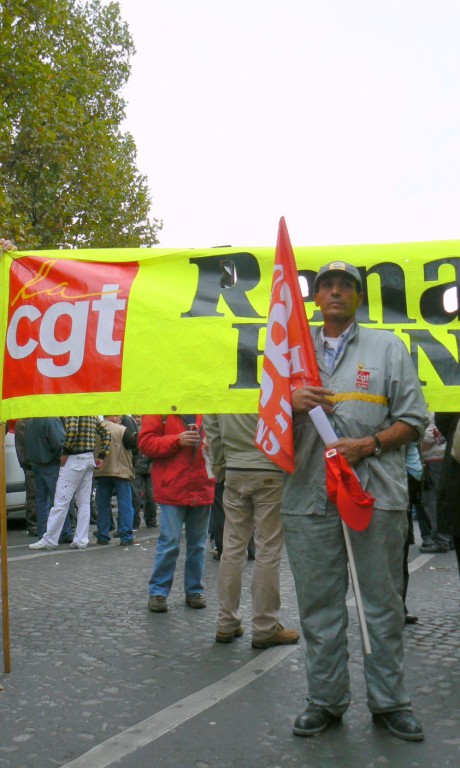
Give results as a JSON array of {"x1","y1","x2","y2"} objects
[
  {"x1": 96, "y1": 477, "x2": 134, "y2": 544},
  {"x1": 149, "y1": 504, "x2": 210, "y2": 597}
]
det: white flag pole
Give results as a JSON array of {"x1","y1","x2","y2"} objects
[{"x1": 309, "y1": 407, "x2": 372, "y2": 656}]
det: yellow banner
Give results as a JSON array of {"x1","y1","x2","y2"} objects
[{"x1": 1, "y1": 240, "x2": 459, "y2": 419}]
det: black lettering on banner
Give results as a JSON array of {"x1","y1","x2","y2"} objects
[
  {"x1": 182, "y1": 253, "x2": 263, "y2": 318},
  {"x1": 403, "y1": 329, "x2": 460, "y2": 387},
  {"x1": 362, "y1": 262, "x2": 414, "y2": 324},
  {"x1": 228, "y1": 322, "x2": 265, "y2": 389},
  {"x1": 419, "y1": 257, "x2": 460, "y2": 324},
  {"x1": 300, "y1": 263, "x2": 414, "y2": 325}
]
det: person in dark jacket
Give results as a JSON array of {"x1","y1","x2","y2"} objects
[
  {"x1": 139, "y1": 415, "x2": 215, "y2": 613},
  {"x1": 435, "y1": 412, "x2": 460, "y2": 577},
  {"x1": 133, "y1": 449, "x2": 157, "y2": 528},
  {"x1": 13, "y1": 419, "x2": 37, "y2": 536},
  {"x1": 25, "y1": 417, "x2": 74, "y2": 541}
]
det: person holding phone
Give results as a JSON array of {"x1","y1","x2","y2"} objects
[{"x1": 139, "y1": 414, "x2": 215, "y2": 612}]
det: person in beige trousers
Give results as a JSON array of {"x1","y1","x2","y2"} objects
[{"x1": 204, "y1": 413, "x2": 299, "y2": 649}]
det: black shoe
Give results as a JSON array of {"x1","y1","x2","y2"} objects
[
  {"x1": 372, "y1": 711, "x2": 424, "y2": 741},
  {"x1": 120, "y1": 539, "x2": 134, "y2": 546},
  {"x1": 404, "y1": 613, "x2": 418, "y2": 625},
  {"x1": 293, "y1": 705, "x2": 342, "y2": 737},
  {"x1": 59, "y1": 535, "x2": 73, "y2": 544},
  {"x1": 96, "y1": 539, "x2": 109, "y2": 545},
  {"x1": 146, "y1": 521, "x2": 157, "y2": 528},
  {"x1": 419, "y1": 542, "x2": 448, "y2": 553}
]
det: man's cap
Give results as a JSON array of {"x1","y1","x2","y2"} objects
[{"x1": 313, "y1": 261, "x2": 362, "y2": 292}]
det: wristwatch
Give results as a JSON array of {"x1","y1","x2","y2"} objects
[{"x1": 372, "y1": 434, "x2": 383, "y2": 457}]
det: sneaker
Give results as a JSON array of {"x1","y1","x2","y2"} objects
[
  {"x1": 69, "y1": 542, "x2": 87, "y2": 549},
  {"x1": 251, "y1": 623, "x2": 300, "y2": 649},
  {"x1": 215, "y1": 625, "x2": 244, "y2": 643},
  {"x1": 28, "y1": 540, "x2": 57, "y2": 551},
  {"x1": 148, "y1": 595, "x2": 168, "y2": 613},
  {"x1": 185, "y1": 593, "x2": 207, "y2": 609}
]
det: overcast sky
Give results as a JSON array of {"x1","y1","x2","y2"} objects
[{"x1": 113, "y1": 0, "x2": 460, "y2": 249}]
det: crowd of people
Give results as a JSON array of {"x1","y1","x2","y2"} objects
[{"x1": 3, "y1": 242, "x2": 460, "y2": 745}]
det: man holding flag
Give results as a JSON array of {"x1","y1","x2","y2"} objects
[{"x1": 257, "y1": 222, "x2": 428, "y2": 742}]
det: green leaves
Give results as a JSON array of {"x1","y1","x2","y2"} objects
[{"x1": 0, "y1": 0, "x2": 161, "y2": 248}]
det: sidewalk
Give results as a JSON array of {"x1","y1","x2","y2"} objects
[{"x1": 1, "y1": 521, "x2": 459, "y2": 768}]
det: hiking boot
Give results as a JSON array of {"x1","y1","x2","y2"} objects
[
  {"x1": 148, "y1": 595, "x2": 168, "y2": 613},
  {"x1": 251, "y1": 623, "x2": 300, "y2": 649},
  {"x1": 215, "y1": 625, "x2": 244, "y2": 643},
  {"x1": 185, "y1": 593, "x2": 207, "y2": 609}
]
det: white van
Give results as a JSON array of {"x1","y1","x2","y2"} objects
[{"x1": 5, "y1": 430, "x2": 26, "y2": 516}]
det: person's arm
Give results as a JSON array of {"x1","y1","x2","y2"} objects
[
  {"x1": 203, "y1": 415, "x2": 225, "y2": 480},
  {"x1": 122, "y1": 423, "x2": 138, "y2": 449},
  {"x1": 46, "y1": 419, "x2": 65, "y2": 455},
  {"x1": 292, "y1": 385, "x2": 335, "y2": 414},
  {"x1": 96, "y1": 420, "x2": 112, "y2": 459},
  {"x1": 0, "y1": 238, "x2": 17, "y2": 252},
  {"x1": 62, "y1": 417, "x2": 79, "y2": 454},
  {"x1": 329, "y1": 421, "x2": 419, "y2": 466}
]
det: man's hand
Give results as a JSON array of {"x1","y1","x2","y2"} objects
[
  {"x1": 327, "y1": 437, "x2": 373, "y2": 466},
  {"x1": 0, "y1": 238, "x2": 17, "y2": 253},
  {"x1": 94, "y1": 458, "x2": 104, "y2": 468},
  {"x1": 292, "y1": 385, "x2": 335, "y2": 414},
  {"x1": 179, "y1": 430, "x2": 201, "y2": 447}
]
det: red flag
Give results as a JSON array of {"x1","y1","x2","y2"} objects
[
  {"x1": 255, "y1": 217, "x2": 321, "y2": 472},
  {"x1": 325, "y1": 448, "x2": 374, "y2": 530}
]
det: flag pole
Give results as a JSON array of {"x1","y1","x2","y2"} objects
[
  {"x1": 0, "y1": 421, "x2": 11, "y2": 673},
  {"x1": 309, "y1": 406, "x2": 372, "y2": 655},
  {"x1": 341, "y1": 521, "x2": 372, "y2": 655}
]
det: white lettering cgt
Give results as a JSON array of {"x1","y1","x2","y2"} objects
[{"x1": 6, "y1": 284, "x2": 126, "y2": 378}]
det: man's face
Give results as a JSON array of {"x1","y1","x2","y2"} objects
[{"x1": 314, "y1": 273, "x2": 363, "y2": 327}]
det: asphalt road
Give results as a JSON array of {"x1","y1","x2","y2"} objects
[{"x1": 1, "y1": 517, "x2": 459, "y2": 768}]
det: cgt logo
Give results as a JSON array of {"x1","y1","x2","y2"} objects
[{"x1": 3, "y1": 256, "x2": 139, "y2": 398}]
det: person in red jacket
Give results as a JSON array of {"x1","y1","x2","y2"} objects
[{"x1": 139, "y1": 415, "x2": 216, "y2": 612}]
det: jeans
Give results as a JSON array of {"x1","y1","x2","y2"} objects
[
  {"x1": 33, "y1": 462, "x2": 73, "y2": 540},
  {"x1": 96, "y1": 477, "x2": 134, "y2": 543},
  {"x1": 149, "y1": 504, "x2": 210, "y2": 598}
]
